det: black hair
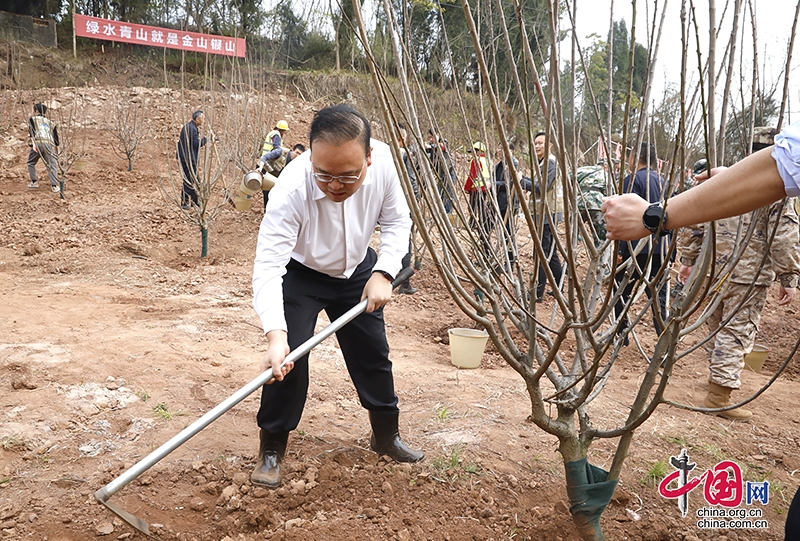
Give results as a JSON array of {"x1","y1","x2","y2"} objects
[
  {"x1": 309, "y1": 104, "x2": 371, "y2": 155},
  {"x1": 534, "y1": 131, "x2": 547, "y2": 140},
  {"x1": 637, "y1": 142, "x2": 657, "y2": 168},
  {"x1": 192, "y1": 110, "x2": 204, "y2": 121},
  {"x1": 507, "y1": 141, "x2": 516, "y2": 151},
  {"x1": 292, "y1": 143, "x2": 306, "y2": 153},
  {"x1": 34, "y1": 103, "x2": 47, "y2": 115}
]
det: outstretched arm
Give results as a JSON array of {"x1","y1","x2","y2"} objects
[{"x1": 602, "y1": 148, "x2": 787, "y2": 240}]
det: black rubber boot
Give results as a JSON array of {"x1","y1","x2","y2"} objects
[
  {"x1": 369, "y1": 411, "x2": 424, "y2": 463},
  {"x1": 250, "y1": 429, "x2": 289, "y2": 487},
  {"x1": 397, "y1": 281, "x2": 417, "y2": 295}
]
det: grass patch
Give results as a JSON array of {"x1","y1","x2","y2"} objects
[
  {"x1": 1, "y1": 437, "x2": 27, "y2": 451},
  {"x1": 429, "y1": 446, "x2": 480, "y2": 483},
  {"x1": 136, "y1": 389, "x2": 150, "y2": 401},
  {"x1": 642, "y1": 459, "x2": 669, "y2": 488},
  {"x1": 433, "y1": 403, "x2": 452, "y2": 422},
  {"x1": 153, "y1": 402, "x2": 183, "y2": 420},
  {"x1": 662, "y1": 435, "x2": 692, "y2": 449}
]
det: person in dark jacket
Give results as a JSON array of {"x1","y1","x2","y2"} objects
[
  {"x1": 614, "y1": 142, "x2": 671, "y2": 343},
  {"x1": 533, "y1": 131, "x2": 565, "y2": 300},
  {"x1": 495, "y1": 142, "x2": 531, "y2": 269},
  {"x1": 177, "y1": 110, "x2": 207, "y2": 209},
  {"x1": 425, "y1": 129, "x2": 457, "y2": 214}
]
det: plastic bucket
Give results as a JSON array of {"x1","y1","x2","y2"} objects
[
  {"x1": 743, "y1": 344, "x2": 769, "y2": 373},
  {"x1": 231, "y1": 192, "x2": 253, "y2": 211},
  {"x1": 73, "y1": 159, "x2": 88, "y2": 172},
  {"x1": 448, "y1": 328, "x2": 489, "y2": 369}
]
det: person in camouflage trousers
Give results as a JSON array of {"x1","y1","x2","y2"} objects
[
  {"x1": 678, "y1": 127, "x2": 800, "y2": 421},
  {"x1": 576, "y1": 160, "x2": 609, "y2": 246}
]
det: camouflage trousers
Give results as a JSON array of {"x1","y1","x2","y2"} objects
[
  {"x1": 705, "y1": 283, "x2": 768, "y2": 389},
  {"x1": 579, "y1": 209, "x2": 607, "y2": 247}
]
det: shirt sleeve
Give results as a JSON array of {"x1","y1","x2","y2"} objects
[
  {"x1": 262, "y1": 135, "x2": 283, "y2": 161},
  {"x1": 773, "y1": 123, "x2": 800, "y2": 197},
  {"x1": 373, "y1": 159, "x2": 412, "y2": 279},
  {"x1": 252, "y1": 183, "x2": 304, "y2": 334}
]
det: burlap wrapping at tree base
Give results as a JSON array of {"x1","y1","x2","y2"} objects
[{"x1": 564, "y1": 458, "x2": 619, "y2": 541}]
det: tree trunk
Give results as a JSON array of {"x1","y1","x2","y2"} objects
[{"x1": 201, "y1": 227, "x2": 208, "y2": 258}]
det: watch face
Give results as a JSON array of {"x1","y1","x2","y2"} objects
[{"x1": 643, "y1": 204, "x2": 663, "y2": 230}]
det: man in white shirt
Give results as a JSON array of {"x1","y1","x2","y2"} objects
[{"x1": 251, "y1": 104, "x2": 424, "y2": 488}]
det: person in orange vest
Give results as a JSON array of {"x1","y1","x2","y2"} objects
[{"x1": 464, "y1": 142, "x2": 495, "y2": 257}]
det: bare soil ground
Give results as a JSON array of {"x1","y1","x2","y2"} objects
[{"x1": 1, "y1": 77, "x2": 799, "y2": 540}]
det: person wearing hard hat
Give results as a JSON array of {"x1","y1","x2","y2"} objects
[
  {"x1": 464, "y1": 141, "x2": 494, "y2": 257},
  {"x1": 259, "y1": 120, "x2": 290, "y2": 208}
]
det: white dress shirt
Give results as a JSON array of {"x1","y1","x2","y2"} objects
[
  {"x1": 773, "y1": 121, "x2": 800, "y2": 197},
  {"x1": 252, "y1": 139, "x2": 411, "y2": 334}
]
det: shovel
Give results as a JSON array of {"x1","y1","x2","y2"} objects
[{"x1": 94, "y1": 267, "x2": 413, "y2": 538}]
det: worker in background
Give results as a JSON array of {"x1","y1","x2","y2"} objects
[
  {"x1": 27, "y1": 102, "x2": 61, "y2": 194},
  {"x1": 259, "y1": 120, "x2": 290, "y2": 209}
]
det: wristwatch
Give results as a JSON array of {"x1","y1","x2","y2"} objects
[
  {"x1": 642, "y1": 202, "x2": 669, "y2": 235},
  {"x1": 372, "y1": 270, "x2": 394, "y2": 282}
]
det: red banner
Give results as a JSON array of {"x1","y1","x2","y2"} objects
[{"x1": 74, "y1": 14, "x2": 246, "y2": 58}]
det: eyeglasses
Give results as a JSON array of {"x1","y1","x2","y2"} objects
[{"x1": 312, "y1": 160, "x2": 367, "y2": 185}]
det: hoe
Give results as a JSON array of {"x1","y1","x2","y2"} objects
[{"x1": 95, "y1": 268, "x2": 413, "y2": 538}]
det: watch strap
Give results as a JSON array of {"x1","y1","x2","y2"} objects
[{"x1": 372, "y1": 270, "x2": 394, "y2": 282}]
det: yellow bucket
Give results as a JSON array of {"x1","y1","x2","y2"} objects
[
  {"x1": 743, "y1": 344, "x2": 769, "y2": 374},
  {"x1": 448, "y1": 328, "x2": 489, "y2": 369},
  {"x1": 73, "y1": 159, "x2": 88, "y2": 172}
]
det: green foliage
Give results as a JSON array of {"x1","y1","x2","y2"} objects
[
  {"x1": 569, "y1": 20, "x2": 650, "y2": 148},
  {"x1": 153, "y1": 402, "x2": 176, "y2": 420},
  {"x1": 642, "y1": 459, "x2": 669, "y2": 488},
  {"x1": 429, "y1": 446, "x2": 480, "y2": 482},
  {"x1": 434, "y1": 403, "x2": 452, "y2": 422}
]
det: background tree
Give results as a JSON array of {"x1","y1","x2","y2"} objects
[
  {"x1": 108, "y1": 91, "x2": 149, "y2": 172},
  {"x1": 352, "y1": 0, "x2": 800, "y2": 539}
]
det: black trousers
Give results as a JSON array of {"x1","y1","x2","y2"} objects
[
  {"x1": 613, "y1": 251, "x2": 669, "y2": 335},
  {"x1": 180, "y1": 166, "x2": 198, "y2": 206},
  {"x1": 536, "y1": 221, "x2": 564, "y2": 298},
  {"x1": 787, "y1": 487, "x2": 800, "y2": 541},
  {"x1": 257, "y1": 248, "x2": 399, "y2": 434}
]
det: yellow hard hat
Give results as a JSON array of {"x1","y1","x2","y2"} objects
[
  {"x1": 473, "y1": 141, "x2": 486, "y2": 152},
  {"x1": 276, "y1": 120, "x2": 289, "y2": 131}
]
